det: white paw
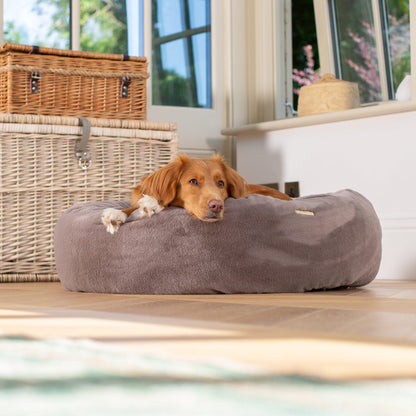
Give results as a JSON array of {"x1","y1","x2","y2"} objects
[
  {"x1": 137, "y1": 195, "x2": 164, "y2": 218},
  {"x1": 101, "y1": 208, "x2": 127, "y2": 234}
]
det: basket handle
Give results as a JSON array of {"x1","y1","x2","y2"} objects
[{"x1": 75, "y1": 117, "x2": 92, "y2": 170}]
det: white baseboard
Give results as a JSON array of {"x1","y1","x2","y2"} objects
[
  {"x1": 380, "y1": 215, "x2": 416, "y2": 230},
  {"x1": 377, "y1": 215, "x2": 416, "y2": 280},
  {"x1": 179, "y1": 148, "x2": 217, "y2": 159}
]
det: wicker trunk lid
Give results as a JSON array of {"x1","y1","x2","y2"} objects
[
  {"x1": 0, "y1": 113, "x2": 178, "y2": 281},
  {"x1": 0, "y1": 43, "x2": 149, "y2": 120}
]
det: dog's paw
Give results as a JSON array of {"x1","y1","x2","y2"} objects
[
  {"x1": 101, "y1": 208, "x2": 127, "y2": 234},
  {"x1": 137, "y1": 195, "x2": 164, "y2": 218}
]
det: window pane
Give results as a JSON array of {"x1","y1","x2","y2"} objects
[
  {"x1": 292, "y1": 0, "x2": 321, "y2": 113},
  {"x1": 126, "y1": 0, "x2": 144, "y2": 56},
  {"x1": 154, "y1": 0, "x2": 184, "y2": 37},
  {"x1": 331, "y1": 0, "x2": 382, "y2": 103},
  {"x1": 4, "y1": 0, "x2": 69, "y2": 48},
  {"x1": 192, "y1": 33, "x2": 211, "y2": 108},
  {"x1": 384, "y1": 0, "x2": 410, "y2": 94},
  {"x1": 189, "y1": 0, "x2": 210, "y2": 28},
  {"x1": 152, "y1": 0, "x2": 212, "y2": 108},
  {"x1": 80, "y1": 0, "x2": 128, "y2": 54}
]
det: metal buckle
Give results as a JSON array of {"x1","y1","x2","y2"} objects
[
  {"x1": 31, "y1": 72, "x2": 41, "y2": 94},
  {"x1": 76, "y1": 151, "x2": 92, "y2": 170},
  {"x1": 120, "y1": 76, "x2": 132, "y2": 98},
  {"x1": 75, "y1": 117, "x2": 92, "y2": 170}
]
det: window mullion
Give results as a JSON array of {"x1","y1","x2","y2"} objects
[
  {"x1": 371, "y1": 0, "x2": 389, "y2": 101},
  {"x1": 0, "y1": 0, "x2": 3, "y2": 45},
  {"x1": 410, "y1": 0, "x2": 416, "y2": 100},
  {"x1": 378, "y1": 0, "x2": 394, "y2": 98},
  {"x1": 153, "y1": 26, "x2": 210, "y2": 46},
  {"x1": 71, "y1": 0, "x2": 80, "y2": 51},
  {"x1": 275, "y1": 0, "x2": 292, "y2": 119},
  {"x1": 313, "y1": 0, "x2": 335, "y2": 75}
]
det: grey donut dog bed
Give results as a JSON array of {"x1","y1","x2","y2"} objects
[{"x1": 54, "y1": 190, "x2": 382, "y2": 294}]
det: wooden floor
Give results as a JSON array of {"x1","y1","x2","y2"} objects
[{"x1": 1, "y1": 280, "x2": 416, "y2": 381}]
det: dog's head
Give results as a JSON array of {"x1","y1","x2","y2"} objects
[{"x1": 139, "y1": 154, "x2": 247, "y2": 221}]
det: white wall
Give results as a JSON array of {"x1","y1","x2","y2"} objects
[{"x1": 236, "y1": 111, "x2": 416, "y2": 280}]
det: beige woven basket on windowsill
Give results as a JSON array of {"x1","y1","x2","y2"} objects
[{"x1": 298, "y1": 73, "x2": 360, "y2": 117}]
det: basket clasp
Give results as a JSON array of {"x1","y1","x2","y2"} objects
[
  {"x1": 31, "y1": 72, "x2": 41, "y2": 94},
  {"x1": 120, "y1": 76, "x2": 132, "y2": 98},
  {"x1": 76, "y1": 151, "x2": 92, "y2": 170},
  {"x1": 75, "y1": 117, "x2": 92, "y2": 170}
]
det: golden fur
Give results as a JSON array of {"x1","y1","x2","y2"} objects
[{"x1": 123, "y1": 154, "x2": 291, "y2": 222}]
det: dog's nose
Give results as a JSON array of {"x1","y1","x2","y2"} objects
[{"x1": 208, "y1": 199, "x2": 224, "y2": 213}]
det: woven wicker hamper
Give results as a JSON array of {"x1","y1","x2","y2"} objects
[
  {"x1": 0, "y1": 113, "x2": 178, "y2": 282},
  {"x1": 0, "y1": 43, "x2": 149, "y2": 120}
]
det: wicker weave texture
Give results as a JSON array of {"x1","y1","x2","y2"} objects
[
  {"x1": 0, "y1": 43, "x2": 149, "y2": 120},
  {"x1": 0, "y1": 114, "x2": 178, "y2": 278}
]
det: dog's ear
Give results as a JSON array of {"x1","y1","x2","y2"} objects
[
  {"x1": 140, "y1": 155, "x2": 188, "y2": 206},
  {"x1": 222, "y1": 162, "x2": 248, "y2": 199}
]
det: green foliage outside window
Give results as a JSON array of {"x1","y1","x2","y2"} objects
[{"x1": 5, "y1": 0, "x2": 127, "y2": 54}]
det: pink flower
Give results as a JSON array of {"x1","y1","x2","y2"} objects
[{"x1": 292, "y1": 45, "x2": 321, "y2": 95}]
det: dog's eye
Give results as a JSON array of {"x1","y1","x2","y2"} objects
[
  {"x1": 189, "y1": 179, "x2": 199, "y2": 186},
  {"x1": 217, "y1": 180, "x2": 225, "y2": 188}
]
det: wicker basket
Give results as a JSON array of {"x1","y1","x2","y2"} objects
[
  {"x1": 0, "y1": 43, "x2": 149, "y2": 120},
  {"x1": 0, "y1": 113, "x2": 178, "y2": 282},
  {"x1": 298, "y1": 73, "x2": 360, "y2": 117}
]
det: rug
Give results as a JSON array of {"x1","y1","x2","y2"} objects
[{"x1": 0, "y1": 336, "x2": 415, "y2": 416}]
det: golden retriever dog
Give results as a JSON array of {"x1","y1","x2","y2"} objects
[{"x1": 102, "y1": 154, "x2": 291, "y2": 233}]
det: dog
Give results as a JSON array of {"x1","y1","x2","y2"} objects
[{"x1": 102, "y1": 154, "x2": 291, "y2": 233}]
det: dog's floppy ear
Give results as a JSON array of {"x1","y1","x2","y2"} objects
[
  {"x1": 140, "y1": 155, "x2": 188, "y2": 206},
  {"x1": 220, "y1": 159, "x2": 248, "y2": 199}
]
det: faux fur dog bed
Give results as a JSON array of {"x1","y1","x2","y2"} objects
[{"x1": 54, "y1": 190, "x2": 382, "y2": 294}]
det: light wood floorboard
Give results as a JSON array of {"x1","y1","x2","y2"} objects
[{"x1": 1, "y1": 280, "x2": 416, "y2": 380}]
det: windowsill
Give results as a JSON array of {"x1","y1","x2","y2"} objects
[{"x1": 221, "y1": 101, "x2": 416, "y2": 136}]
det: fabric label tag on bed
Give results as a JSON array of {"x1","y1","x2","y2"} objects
[{"x1": 295, "y1": 209, "x2": 315, "y2": 216}]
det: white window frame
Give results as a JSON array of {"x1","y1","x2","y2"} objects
[{"x1": 71, "y1": 0, "x2": 80, "y2": 50}]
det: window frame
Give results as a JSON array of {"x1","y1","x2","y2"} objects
[
  {"x1": 313, "y1": 0, "x2": 414, "y2": 103},
  {"x1": 151, "y1": 0, "x2": 212, "y2": 108}
]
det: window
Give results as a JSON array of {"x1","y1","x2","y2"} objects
[
  {"x1": 329, "y1": 0, "x2": 410, "y2": 103},
  {"x1": 2, "y1": 0, "x2": 143, "y2": 55},
  {"x1": 151, "y1": 0, "x2": 212, "y2": 108},
  {"x1": 383, "y1": 0, "x2": 411, "y2": 94},
  {"x1": 289, "y1": 0, "x2": 411, "y2": 116},
  {"x1": 2, "y1": 0, "x2": 211, "y2": 109}
]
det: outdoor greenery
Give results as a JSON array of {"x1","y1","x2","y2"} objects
[
  {"x1": 77, "y1": 0, "x2": 127, "y2": 53},
  {"x1": 5, "y1": 0, "x2": 127, "y2": 53},
  {"x1": 152, "y1": 69, "x2": 192, "y2": 107},
  {"x1": 33, "y1": 0, "x2": 128, "y2": 53},
  {"x1": 291, "y1": 0, "x2": 320, "y2": 109}
]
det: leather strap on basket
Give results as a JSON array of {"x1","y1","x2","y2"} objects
[
  {"x1": 29, "y1": 45, "x2": 40, "y2": 54},
  {"x1": 75, "y1": 117, "x2": 92, "y2": 170}
]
